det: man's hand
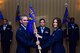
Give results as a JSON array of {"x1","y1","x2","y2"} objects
[
  {"x1": 34, "y1": 29, "x2": 42, "y2": 39},
  {"x1": 34, "y1": 29, "x2": 37, "y2": 34},
  {"x1": 36, "y1": 41, "x2": 40, "y2": 45},
  {"x1": 38, "y1": 45, "x2": 42, "y2": 50}
]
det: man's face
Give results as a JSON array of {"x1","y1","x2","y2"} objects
[
  {"x1": 40, "y1": 20, "x2": 45, "y2": 27},
  {"x1": 20, "y1": 16, "x2": 28, "y2": 26},
  {"x1": 3, "y1": 20, "x2": 7, "y2": 25},
  {"x1": 71, "y1": 19, "x2": 74, "y2": 23}
]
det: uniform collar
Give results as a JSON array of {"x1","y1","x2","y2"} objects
[
  {"x1": 54, "y1": 27, "x2": 58, "y2": 31},
  {"x1": 40, "y1": 26, "x2": 45, "y2": 29},
  {"x1": 21, "y1": 24, "x2": 27, "y2": 30}
]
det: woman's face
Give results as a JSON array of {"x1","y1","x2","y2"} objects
[{"x1": 53, "y1": 19, "x2": 58, "y2": 28}]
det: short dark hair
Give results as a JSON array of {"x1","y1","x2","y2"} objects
[
  {"x1": 20, "y1": 15, "x2": 28, "y2": 20},
  {"x1": 70, "y1": 17, "x2": 75, "y2": 21},
  {"x1": 39, "y1": 18, "x2": 45, "y2": 23},
  {"x1": 70, "y1": 17, "x2": 75, "y2": 23},
  {"x1": 52, "y1": 17, "x2": 62, "y2": 28},
  {"x1": 3, "y1": 19, "x2": 8, "y2": 22}
]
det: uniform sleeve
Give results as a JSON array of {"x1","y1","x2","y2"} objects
[
  {"x1": 9, "y1": 25, "x2": 13, "y2": 41},
  {"x1": 16, "y1": 29, "x2": 36, "y2": 48},
  {"x1": 42, "y1": 30, "x2": 63, "y2": 49},
  {"x1": 0, "y1": 26, "x2": 1, "y2": 33},
  {"x1": 76, "y1": 24, "x2": 79, "y2": 41}
]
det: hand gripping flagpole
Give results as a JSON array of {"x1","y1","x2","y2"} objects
[
  {"x1": 29, "y1": 4, "x2": 41, "y2": 53},
  {"x1": 33, "y1": 20, "x2": 41, "y2": 53}
]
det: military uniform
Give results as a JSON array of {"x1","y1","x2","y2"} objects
[
  {"x1": 68, "y1": 23, "x2": 79, "y2": 53},
  {"x1": 16, "y1": 24, "x2": 36, "y2": 53},
  {"x1": 0, "y1": 24, "x2": 13, "y2": 53},
  {"x1": 42, "y1": 28, "x2": 65, "y2": 53},
  {"x1": 36, "y1": 26, "x2": 50, "y2": 53}
]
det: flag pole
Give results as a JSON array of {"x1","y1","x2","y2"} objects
[
  {"x1": 65, "y1": 2, "x2": 69, "y2": 53},
  {"x1": 29, "y1": 3, "x2": 41, "y2": 53},
  {"x1": 33, "y1": 22, "x2": 41, "y2": 53}
]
